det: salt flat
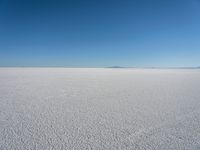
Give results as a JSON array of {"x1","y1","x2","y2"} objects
[{"x1": 0, "y1": 68, "x2": 200, "y2": 150}]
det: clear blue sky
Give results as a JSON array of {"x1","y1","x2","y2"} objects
[{"x1": 0, "y1": 0, "x2": 200, "y2": 67}]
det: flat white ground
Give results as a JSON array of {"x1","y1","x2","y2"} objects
[{"x1": 0, "y1": 68, "x2": 200, "y2": 150}]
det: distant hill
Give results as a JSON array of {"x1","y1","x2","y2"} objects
[{"x1": 106, "y1": 66, "x2": 125, "y2": 68}]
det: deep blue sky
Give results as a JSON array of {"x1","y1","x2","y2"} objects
[{"x1": 0, "y1": 0, "x2": 200, "y2": 67}]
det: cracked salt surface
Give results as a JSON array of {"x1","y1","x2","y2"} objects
[{"x1": 0, "y1": 68, "x2": 200, "y2": 149}]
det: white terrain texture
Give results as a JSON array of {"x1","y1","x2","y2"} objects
[{"x1": 1, "y1": 68, "x2": 200, "y2": 150}]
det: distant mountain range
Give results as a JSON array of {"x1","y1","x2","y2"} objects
[
  {"x1": 106, "y1": 66, "x2": 126, "y2": 68},
  {"x1": 106, "y1": 66, "x2": 200, "y2": 69}
]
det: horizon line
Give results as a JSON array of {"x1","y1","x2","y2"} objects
[{"x1": 0, "y1": 66, "x2": 200, "y2": 69}]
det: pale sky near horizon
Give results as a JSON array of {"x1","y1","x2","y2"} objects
[{"x1": 0, "y1": 0, "x2": 200, "y2": 67}]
